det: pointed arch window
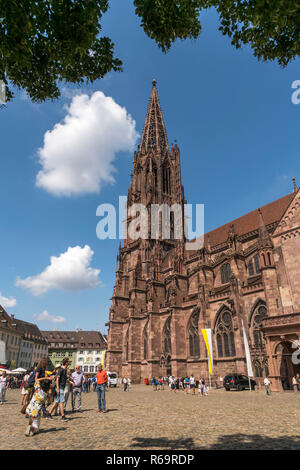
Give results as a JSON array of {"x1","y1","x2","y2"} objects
[
  {"x1": 221, "y1": 263, "x2": 231, "y2": 284},
  {"x1": 248, "y1": 259, "x2": 254, "y2": 276},
  {"x1": 250, "y1": 304, "x2": 267, "y2": 349},
  {"x1": 215, "y1": 310, "x2": 236, "y2": 357},
  {"x1": 125, "y1": 330, "x2": 129, "y2": 362},
  {"x1": 143, "y1": 324, "x2": 148, "y2": 360},
  {"x1": 188, "y1": 309, "x2": 200, "y2": 358},
  {"x1": 162, "y1": 162, "x2": 171, "y2": 195},
  {"x1": 163, "y1": 317, "x2": 172, "y2": 355},
  {"x1": 152, "y1": 161, "x2": 158, "y2": 189},
  {"x1": 248, "y1": 254, "x2": 260, "y2": 276},
  {"x1": 254, "y1": 254, "x2": 260, "y2": 273}
]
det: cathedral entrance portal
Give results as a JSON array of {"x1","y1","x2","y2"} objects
[{"x1": 275, "y1": 342, "x2": 300, "y2": 390}]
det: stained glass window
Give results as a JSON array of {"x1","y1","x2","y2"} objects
[{"x1": 215, "y1": 310, "x2": 236, "y2": 357}]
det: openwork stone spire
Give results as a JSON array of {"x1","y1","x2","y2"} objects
[{"x1": 140, "y1": 79, "x2": 169, "y2": 154}]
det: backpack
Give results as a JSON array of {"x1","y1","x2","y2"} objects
[{"x1": 28, "y1": 371, "x2": 36, "y2": 387}]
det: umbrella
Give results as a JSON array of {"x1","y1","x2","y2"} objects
[{"x1": 12, "y1": 368, "x2": 26, "y2": 373}]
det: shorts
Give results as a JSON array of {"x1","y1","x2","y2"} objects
[
  {"x1": 171, "y1": 383, "x2": 175, "y2": 390},
  {"x1": 55, "y1": 388, "x2": 65, "y2": 403},
  {"x1": 191, "y1": 384, "x2": 195, "y2": 389}
]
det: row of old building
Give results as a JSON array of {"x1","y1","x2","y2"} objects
[{"x1": 0, "y1": 305, "x2": 107, "y2": 371}]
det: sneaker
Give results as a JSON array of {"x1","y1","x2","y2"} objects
[
  {"x1": 102, "y1": 410, "x2": 107, "y2": 413},
  {"x1": 45, "y1": 415, "x2": 53, "y2": 420},
  {"x1": 61, "y1": 416, "x2": 69, "y2": 421}
]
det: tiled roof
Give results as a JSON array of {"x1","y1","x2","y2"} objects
[
  {"x1": 0, "y1": 306, "x2": 14, "y2": 330},
  {"x1": 14, "y1": 319, "x2": 47, "y2": 343},
  {"x1": 203, "y1": 192, "x2": 295, "y2": 249},
  {"x1": 42, "y1": 330, "x2": 107, "y2": 349},
  {"x1": 42, "y1": 331, "x2": 78, "y2": 344},
  {"x1": 76, "y1": 331, "x2": 107, "y2": 349}
]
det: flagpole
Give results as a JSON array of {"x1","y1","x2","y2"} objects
[
  {"x1": 202, "y1": 329, "x2": 213, "y2": 391},
  {"x1": 242, "y1": 319, "x2": 254, "y2": 391}
]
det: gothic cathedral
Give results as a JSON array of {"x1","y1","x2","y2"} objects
[{"x1": 106, "y1": 81, "x2": 300, "y2": 391}]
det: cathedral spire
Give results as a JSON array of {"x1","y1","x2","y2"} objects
[
  {"x1": 258, "y1": 208, "x2": 273, "y2": 248},
  {"x1": 140, "y1": 80, "x2": 169, "y2": 154}
]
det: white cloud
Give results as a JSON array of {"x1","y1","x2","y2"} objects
[
  {"x1": 36, "y1": 91, "x2": 139, "y2": 196},
  {"x1": 0, "y1": 293, "x2": 17, "y2": 308},
  {"x1": 33, "y1": 310, "x2": 66, "y2": 324},
  {"x1": 15, "y1": 245, "x2": 101, "y2": 296}
]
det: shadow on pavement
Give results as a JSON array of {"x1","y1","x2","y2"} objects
[
  {"x1": 206, "y1": 433, "x2": 300, "y2": 450},
  {"x1": 132, "y1": 434, "x2": 300, "y2": 450},
  {"x1": 132, "y1": 437, "x2": 196, "y2": 449},
  {"x1": 39, "y1": 427, "x2": 67, "y2": 434}
]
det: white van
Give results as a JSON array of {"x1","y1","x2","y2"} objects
[{"x1": 107, "y1": 371, "x2": 118, "y2": 387}]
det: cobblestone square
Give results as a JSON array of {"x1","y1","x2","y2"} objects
[{"x1": 1, "y1": 385, "x2": 300, "y2": 450}]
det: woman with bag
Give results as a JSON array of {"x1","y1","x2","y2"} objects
[
  {"x1": 21, "y1": 370, "x2": 30, "y2": 407},
  {"x1": 0, "y1": 371, "x2": 8, "y2": 404}
]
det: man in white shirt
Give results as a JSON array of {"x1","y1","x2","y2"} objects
[
  {"x1": 123, "y1": 377, "x2": 127, "y2": 392},
  {"x1": 169, "y1": 376, "x2": 176, "y2": 392},
  {"x1": 264, "y1": 377, "x2": 271, "y2": 395},
  {"x1": 190, "y1": 375, "x2": 196, "y2": 395}
]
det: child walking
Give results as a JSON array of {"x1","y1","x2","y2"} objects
[{"x1": 25, "y1": 378, "x2": 52, "y2": 436}]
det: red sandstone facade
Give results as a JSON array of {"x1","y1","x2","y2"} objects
[{"x1": 106, "y1": 81, "x2": 300, "y2": 390}]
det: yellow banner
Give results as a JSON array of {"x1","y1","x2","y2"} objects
[
  {"x1": 201, "y1": 329, "x2": 213, "y2": 375},
  {"x1": 101, "y1": 350, "x2": 106, "y2": 366}
]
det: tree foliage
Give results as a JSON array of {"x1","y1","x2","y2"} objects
[
  {"x1": 0, "y1": 0, "x2": 299, "y2": 103},
  {"x1": 208, "y1": 0, "x2": 300, "y2": 67},
  {"x1": 0, "y1": 0, "x2": 122, "y2": 102},
  {"x1": 134, "y1": 0, "x2": 300, "y2": 67},
  {"x1": 133, "y1": 0, "x2": 202, "y2": 52}
]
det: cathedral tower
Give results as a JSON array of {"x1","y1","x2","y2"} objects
[{"x1": 106, "y1": 81, "x2": 185, "y2": 381}]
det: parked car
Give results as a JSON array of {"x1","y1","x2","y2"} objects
[
  {"x1": 223, "y1": 374, "x2": 256, "y2": 391},
  {"x1": 107, "y1": 371, "x2": 118, "y2": 387}
]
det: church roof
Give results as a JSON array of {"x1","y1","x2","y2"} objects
[
  {"x1": 140, "y1": 80, "x2": 169, "y2": 154},
  {"x1": 203, "y1": 192, "x2": 295, "y2": 249}
]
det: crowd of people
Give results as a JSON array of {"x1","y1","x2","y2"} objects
[
  {"x1": 2, "y1": 359, "x2": 298, "y2": 437},
  {"x1": 151, "y1": 375, "x2": 209, "y2": 395},
  {"x1": 1, "y1": 358, "x2": 110, "y2": 436}
]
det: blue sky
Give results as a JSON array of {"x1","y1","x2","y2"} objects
[{"x1": 1, "y1": 1, "x2": 299, "y2": 333}]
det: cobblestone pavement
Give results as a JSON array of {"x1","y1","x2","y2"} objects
[{"x1": 1, "y1": 385, "x2": 300, "y2": 450}]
